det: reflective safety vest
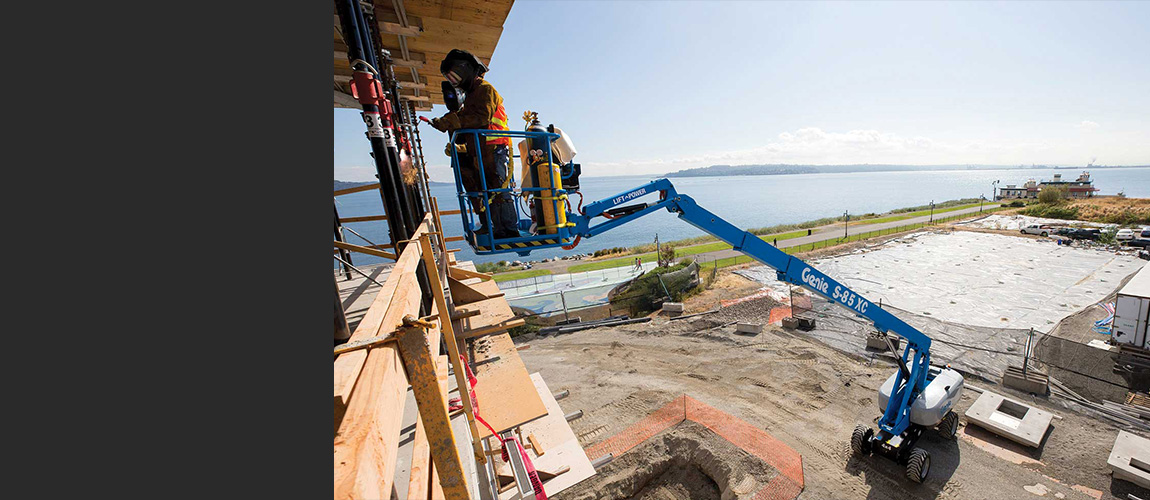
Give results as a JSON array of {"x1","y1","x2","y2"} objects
[{"x1": 487, "y1": 104, "x2": 512, "y2": 147}]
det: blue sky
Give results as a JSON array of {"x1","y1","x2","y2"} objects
[{"x1": 335, "y1": 1, "x2": 1150, "y2": 182}]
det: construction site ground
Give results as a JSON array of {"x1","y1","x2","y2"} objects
[{"x1": 512, "y1": 221, "x2": 1150, "y2": 500}]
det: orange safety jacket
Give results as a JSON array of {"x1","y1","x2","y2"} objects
[
  {"x1": 487, "y1": 104, "x2": 511, "y2": 147},
  {"x1": 437, "y1": 78, "x2": 511, "y2": 148}
]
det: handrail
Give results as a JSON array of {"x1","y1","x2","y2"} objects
[{"x1": 334, "y1": 182, "x2": 382, "y2": 196}]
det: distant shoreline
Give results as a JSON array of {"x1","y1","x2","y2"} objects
[
  {"x1": 665, "y1": 164, "x2": 1150, "y2": 178},
  {"x1": 334, "y1": 180, "x2": 454, "y2": 190},
  {"x1": 338, "y1": 165, "x2": 1150, "y2": 186}
]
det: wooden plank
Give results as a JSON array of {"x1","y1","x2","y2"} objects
[
  {"x1": 470, "y1": 333, "x2": 549, "y2": 439},
  {"x1": 404, "y1": 17, "x2": 501, "y2": 56},
  {"x1": 380, "y1": 20, "x2": 423, "y2": 37},
  {"x1": 407, "y1": 325, "x2": 443, "y2": 500},
  {"x1": 334, "y1": 90, "x2": 360, "y2": 109},
  {"x1": 334, "y1": 219, "x2": 427, "y2": 424},
  {"x1": 398, "y1": 325, "x2": 471, "y2": 500},
  {"x1": 392, "y1": 56, "x2": 427, "y2": 69},
  {"x1": 445, "y1": 236, "x2": 466, "y2": 243},
  {"x1": 449, "y1": 266, "x2": 493, "y2": 282},
  {"x1": 402, "y1": 95, "x2": 432, "y2": 102},
  {"x1": 448, "y1": 275, "x2": 498, "y2": 305},
  {"x1": 339, "y1": 214, "x2": 388, "y2": 223},
  {"x1": 402, "y1": 0, "x2": 514, "y2": 28},
  {"x1": 528, "y1": 434, "x2": 544, "y2": 457},
  {"x1": 429, "y1": 354, "x2": 450, "y2": 500},
  {"x1": 420, "y1": 235, "x2": 485, "y2": 464},
  {"x1": 471, "y1": 280, "x2": 505, "y2": 298},
  {"x1": 333, "y1": 216, "x2": 426, "y2": 498},
  {"x1": 333, "y1": 338, "x2": 407, "y2": 499},
  {"x1": 399, "y1": 82, "x2": 429, "y2": 90},
  {"x1": 441, "y1": 209, "x2": 462, "y2": 215},
  {"x1": 462, "y1": 318, "x2": 524, "y2": 340},
  {"x1": 451, "y1": 308, "x2": 482, "y2": 321},
  {"x1": 335, "y1": 240, "x2": 398, "y2": 260},
  {"x1": 453, "y1": 294, "x2": 520, "y2": 339},
  {"x1": 334, "y1": 182, "x2": 381, "y2": 196}
]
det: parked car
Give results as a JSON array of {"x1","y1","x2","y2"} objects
[
  {"x1": 1125, "y1": 238, "x2": 1150, "y2": 249},
  {"x1": 1117, "y1": 228, "x2": 1136, "y2": 241},
  {"x1": 1141, "y1": 227, "x2": 1150, "y2": 239},
  {"x1": 1058, "y1": 228, "x2": 1101, "y2": 240},
  {"x1": 1021, "y1": 224, "x2": 1054, "y2": 236}
]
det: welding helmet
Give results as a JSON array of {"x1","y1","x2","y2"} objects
[{"x1": 440, "y1": 49, "x2": 487, "y2": 89}]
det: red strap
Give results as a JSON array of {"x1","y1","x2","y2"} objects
[{"x1": 461, "y1": 354, "x2": 547, "y2": 499}]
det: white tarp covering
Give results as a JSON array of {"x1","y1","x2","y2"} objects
[
  {"x1": 737, "y1": 231, "x2": 1146, "y2": 333},
  {"x1": 957, "y1": 214, "x2": 1112, "y2": 231}
]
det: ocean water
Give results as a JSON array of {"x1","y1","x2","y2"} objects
[{"x1": 334, "y1": 167, "x2": 1150, "y2": 267}]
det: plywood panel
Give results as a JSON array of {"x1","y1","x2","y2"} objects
[
  {"x1": 455, "y1": 296, "x2": 515, "y2": 334},
  {"x1": 404, "y1": 0, "x2": 515, "y2": 28},
  {"x1": 405, "y1": 18, "x2": 502, "y2": 58},
  {"x1": 470, "y1": 333, "x2": 548, "y2": 439}
]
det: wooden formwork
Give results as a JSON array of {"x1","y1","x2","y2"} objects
[
  {"x1": 334, "y1": 213, "x2": 477, "y2": 500},
  {"x1": 334, "y1": 201, "x2": 563, "y2": 500}
]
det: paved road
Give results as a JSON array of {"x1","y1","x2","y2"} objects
[{"x1": 525, "y1": 204, "x2": 1000, "y2": 275}]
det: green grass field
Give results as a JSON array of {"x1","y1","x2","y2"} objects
[
  {"x1": 498, "y1": 204, "x2": 1003, "y2": 277},
  {"x1": 853, "y1": 202, "x2": 986, "y2": 225}
]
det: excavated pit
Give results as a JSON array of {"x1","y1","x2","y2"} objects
[{"x1": 555, "y1": 421, "x2": 784, "y2": 500}]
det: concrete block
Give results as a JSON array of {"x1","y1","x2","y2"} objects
[
  {"x1": 1109, "y1": 430, "x2": 1150, "y2": 488},
  {"x1": 736, "y1": 323, "x2": 763, "y2": 335},
  {"x1": 781, "y1": 317, "x2": 799, "y2": 330},
  {"x1": 964, "y1": 390, "x2": 1054, "y2": 448},
  {"x1": 662, "y1": 302, "x2": 684, "y2": 313},
  {"x1": 796, "y1": 317, "x2": 816, "y2": 331},
  {"x1": 1001, "y1": 365, "x2": 1049, "y2": 395},
  {"x1": 866, "y1": 331, "x2": 900, "y2": 351}
]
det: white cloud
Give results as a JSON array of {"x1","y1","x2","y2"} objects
[{"x1": 1076, "y1": 120, "x2": 1100, "y2": 131}]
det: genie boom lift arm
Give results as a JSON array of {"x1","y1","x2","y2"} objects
[
  {"x1": 447, "y1": 127, "x2": 962, "y2": 483},
  {"x1": 578, "y1": 179, "x2": 935, "y2": 431}
]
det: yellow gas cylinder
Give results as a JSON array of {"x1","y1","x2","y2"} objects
[{"x1": 523, "y1": 111, "x2": 568, "y2": 235}]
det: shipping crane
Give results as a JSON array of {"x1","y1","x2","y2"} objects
[{"x1": 439, "y1": 119, "x2": 964, "y2": 483}]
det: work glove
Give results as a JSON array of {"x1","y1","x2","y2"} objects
[
  {"x1": 444, "y1": 142, "x2": 468, "y2": 157},
  {"x1": 430, "y1": 117, "x2": 449, "y2": 132}
]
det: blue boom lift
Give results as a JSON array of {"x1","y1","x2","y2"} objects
[{"x1": 441, "y1": 119, "x2": 964, "y2": 483}]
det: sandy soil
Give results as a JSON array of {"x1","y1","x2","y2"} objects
[
  {"x1": 683, "y1": 271, "x2": 765, "y2": 313},
  {"x1": 516, "y1": 307, "x2": 1149, "y2": 499}
]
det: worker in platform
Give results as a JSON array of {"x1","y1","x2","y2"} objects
[{"x1": 429, "y1": 49, "x2": 518, "y2": 239}]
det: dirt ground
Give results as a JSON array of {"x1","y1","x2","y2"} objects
[
  {"x1": 516, "y1": 302, "x2": 1150, "y2": 499},
  {"x1": 558, "y1": 421, "x2": 776, "y2": 500},
  {"x1": 682, "y1": 271, "x2": 765, "y2": 313}
]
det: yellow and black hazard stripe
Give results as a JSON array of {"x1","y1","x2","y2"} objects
[{"x1": 474, "y1": 238, "x2": 563, "y2": 252}]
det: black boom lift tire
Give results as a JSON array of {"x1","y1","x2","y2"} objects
[
  {"x1": 937, "y1": 411, "x2": 959, "y2": 440},
  {"x1": 851, "y1": 425, "x2": 872, "y2": 456},
  {"x1": 905, "y1": 448, "x2": 931, "y2": 483}
]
